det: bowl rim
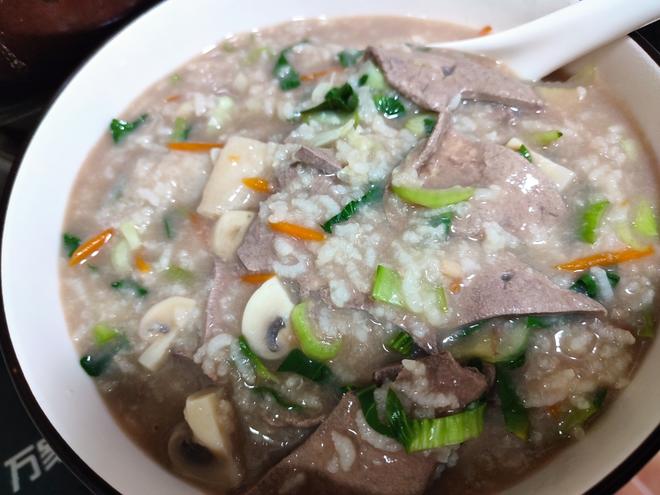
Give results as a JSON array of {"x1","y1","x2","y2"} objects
[{"x1": 0, "y1": 4, "x2": 658, "y2": 494}]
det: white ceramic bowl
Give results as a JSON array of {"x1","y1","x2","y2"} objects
[{"x1": 1, "y1": 1, "x2": 658, "y2": 493}]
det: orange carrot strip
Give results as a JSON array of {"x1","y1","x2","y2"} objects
[
  {"x1": 241, "y1": 272, "x2": 275, "y2": 284},
  {"x1": 478, "y1": 25, "x2": 493, "y2": 36},
  {"x1": 69, "y1": 228, "x2": 115, "y2": 266},
  {"x1": 449, "y1": 279, "x2": 462, "y2": 294},
  {"x1": 242, "y1": 177, "x2": 272, "y2": 193},
  {"x1": 300, "y1": 66, "x2": 343, "y2": 82},
  {"x1": 167, "y1": 142, "x2": 224, "y2": 152},
  {"x1": 555, "y1": 246, "x2": 655, "y2": 271},
  {"x1": 165, "y1": 94, "x2": 181, "y2": 102},
  {"x1": 269, "y1": 222, "x2": 326, "y2": 242},
  {"x1": 134, "y1": 253, "x2": 151, "y2": 273}
]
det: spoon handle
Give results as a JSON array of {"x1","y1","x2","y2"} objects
[{"x1": 430, "y1": 0, "x2": 660, "y2": 81}]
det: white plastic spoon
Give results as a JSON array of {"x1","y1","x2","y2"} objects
[{"x1": 429, "y1": 0, "x2": 660, "y2": 81}]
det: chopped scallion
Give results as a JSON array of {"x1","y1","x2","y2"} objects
[
  {"x1": 532, "y1": 130, "x2": 563, "y2": 146},
  {"x1": 392, "y1": 184, "x2": 475, "y2": 209},
  {"x1": 171, "y1": 117, "x2": 191, "y2": 142},
  {"x1": 110, "y1": 114, "x2": 148, "y2": 143},
  {"x1": 579, "y1": 200, "x2": 610, "y2": 244},
  {"x1": 290, "y1": 302, "x2": 342, "y2": 361},
  {"x1": 371, "y1": 265, "x2": 406, "y2": 308},
  {"x1": 558, "y1": 389, "x2": 606, "y2": 436},
  {"x1": 164, "y1": 265, "x2": 195, "y2": 284},
  {"x1": 633, "y1": 200, "x2": 658, "y2": 238},
  {"x1": 517, "y1": 144, "x2": 533, "y2": 163}
]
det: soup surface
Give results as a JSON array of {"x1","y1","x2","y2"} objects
[{"x1": 60, "y1": 16, "x2": 659, "y2": 494}]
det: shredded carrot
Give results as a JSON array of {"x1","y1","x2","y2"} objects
[
  {"x1": 449, "y1": 279, "x2": 462, "y2": 294},
  {"x1": 69, "y1": 228, "x2": 115, "y2": 266},
  {"x1": 269, "y1": 222, "x2": 326, "y2": 241},
  {"x1": 167, "y1": 142, "x2": 224, "y2": 152},
  {"x1": 165, "y1": 94, "x2": 181, "y2": 102},
  {"x1": 188, "y1": 211, "x2": 209, "y2": 242},
  {"x1": 300, "y1": 66, "x2": 343, "y2": 82},
  {"x1": 241, "y1": 272, "x2": 275, "y2": 284},
  {"x1": 134, "y1": 253, "x2": 151, "y2": 273},
  {"x1": 242, "y1": 177, "x2": 272, "y2": 194},
  {"x1": 555, "y1": 246, "x2": 655, "y2": 271},
  {"x1": 478, "y1": 25, "x2": 493, "y2": 36}
]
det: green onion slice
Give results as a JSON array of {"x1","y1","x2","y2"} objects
[
  {"x1": 579, "y1": 200, "x2": 610, "y2": 244},
  {"x1": 372, "y1": 265, "x2": 406, "y2": 308},
  {"x1": 391, "y1": 185, "x2": 474, "y2": 209},
  {"x1": 290, "y1": 302, "x2": 341, "y2": 361}
]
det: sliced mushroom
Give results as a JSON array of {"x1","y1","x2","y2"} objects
[
  {"x1": 241, "y1": 276, "x2": 296, "y2": 360},
  {"x1": 212, "y1": 210, "x2": 255, "y2": 262},
  {"x1": 137, "y1": 296, "x2": 197, "y2": 371},
  {"x1": 168, "y1": 422, "x2": 241, "y2": 489},
  {"x1": 197, "y1": 136, "x2": 277, "y2": 219}
]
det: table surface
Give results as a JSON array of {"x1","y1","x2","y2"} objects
[{"x1": 0, "y1": 10, "x2": 658, "y2": 495}]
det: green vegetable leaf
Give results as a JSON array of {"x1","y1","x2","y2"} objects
[
  {"x1": 337, "y1": 49, "x2": 364, "y2": 67},
  {"x1": 171, "y1": 117, "x2": 191, "y2": 142},
  {"x1": 358, "y1": 74, "x2": 369, "y2": 86},
  {"x1": 558, "y1": 389, "x2": 607, "y2": 436},
  {"x1": 496, "y1": 366, "x2": 529, "y2": 441},
  {"x1": 322, "y1": 183, "x2": 384, "y2": 233},
  {"x1": 238, "y1": 336, "x2": 279, "y2": 383},
  {"x1": 526, "y1": 316, "x2": 551, "y2": 329},
  {"x1": 356, "y1": 386, "x2": 395, "y2": 437},
  {"x1": 386, "y1": 330, "x2": 415, "y2": 358},
  {"x1": 517, "y1": 144, "x2": 532, "y2": 163},
  {"x1": 374, "y1": 94, "x2": 406, "y2": 118},
  {"x1": 273, "y1": 48, "x2": 301, "y2": 91},
  {"x1": 63, "y1": 233, "x2": 81, "y2": 258},
  {"x1": 302, "y1": 83, "x2": 359, "y2": 115},
  {"x1": 79, "y1": 331, "x2": 128, "y2": 377},
  {"x1": 110, "y1": 114, "x2": 148, "y2": 143},
  {"x1": 277, "y1": 349, "x2": 334, "y2": 383},
  {"x1": 429, "y1": 211, "x2": 453, "y2": 230},
  {"x1": 423, "y1": 117, "x2": 437, "y2": 136},
  {"x1": 110, "y1": 279, "x2": 149, "y2": 298}
]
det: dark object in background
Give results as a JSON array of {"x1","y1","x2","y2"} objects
[{"x1": 0, "y1": 0, "x2": 161, "y2": 132}]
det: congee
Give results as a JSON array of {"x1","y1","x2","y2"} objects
[{"x1": 60, "y1": 16, "x2": 659, "y2": 494}]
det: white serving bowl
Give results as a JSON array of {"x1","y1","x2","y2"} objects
[{"x1": 1, "y1": 1, "x2": 658, "y2": 493}]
